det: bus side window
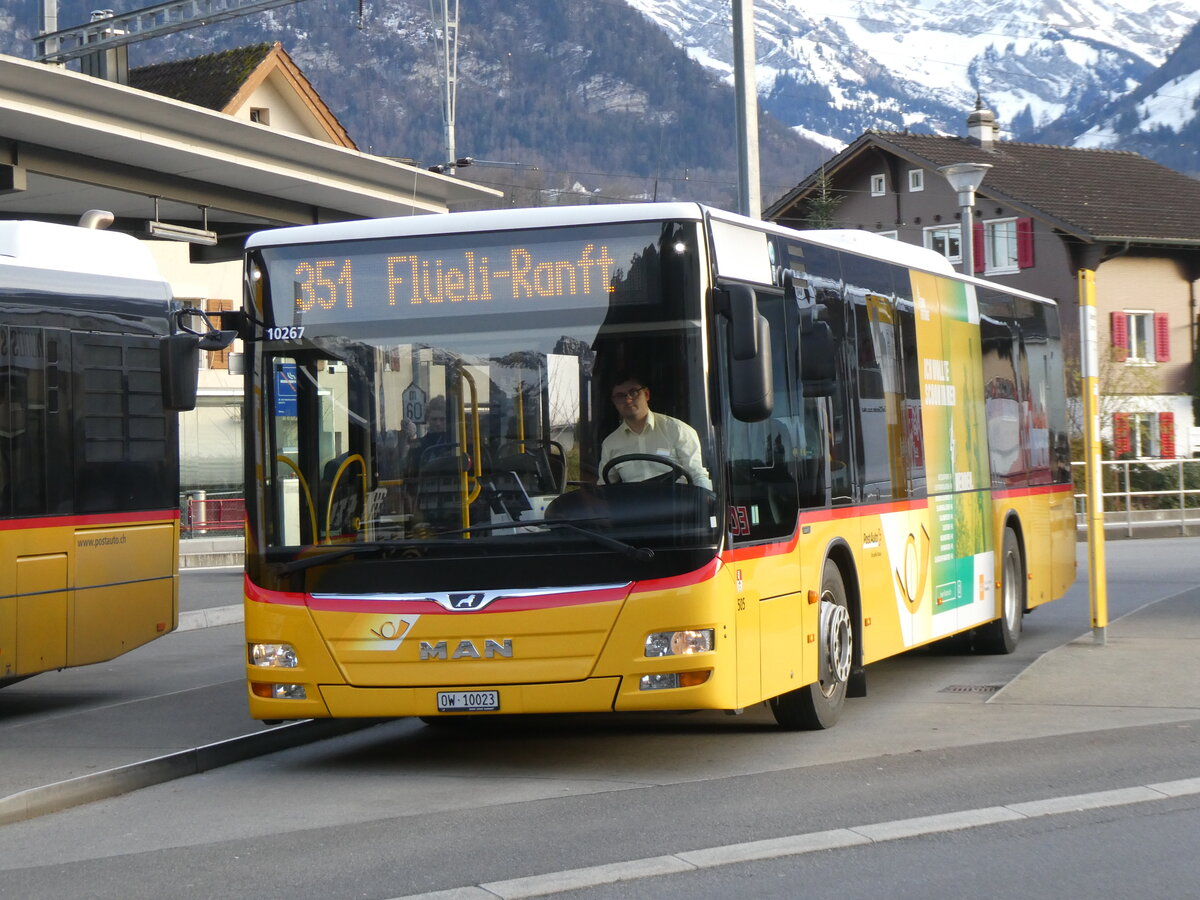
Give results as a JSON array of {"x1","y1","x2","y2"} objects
[
  {"x1": 816, "y1": 285, "x2": 854, "y2": 505},
  {"x1": 725, "y1": 294, "x2": 798, "y2": 542}
]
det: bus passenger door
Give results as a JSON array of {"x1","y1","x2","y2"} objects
[{"x1": 719, "y1": 290, "x2": 802, "y2": 705}]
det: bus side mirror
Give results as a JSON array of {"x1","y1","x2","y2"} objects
[
  {"x1": 161, "y1": 333, "x2": 202, "y2": 411},
  {"x1": 720, "y1": 283, "x2": 773, "y2": 422},
  {"x1": 161, "y1": 309, "x2": 237, "y2": 411}
]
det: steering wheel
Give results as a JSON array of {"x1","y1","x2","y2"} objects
[{"x1": 601, "y1": 453, "x2": 692, "y2": 485}]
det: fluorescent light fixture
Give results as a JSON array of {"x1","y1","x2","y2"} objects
[{"x1": 147, "y1": 220, "x2": 218, "y2": 245}]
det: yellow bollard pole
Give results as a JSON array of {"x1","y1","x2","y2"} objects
[{"x1": 1079, "y1": 267, "x2": 1108, "y2": 644}]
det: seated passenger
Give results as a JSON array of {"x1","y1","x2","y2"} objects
[
  {"x1": 599, "y1": 373, "x2": 712, "y2": 489},
  {"x1": 408, "y1": 396, "x2": 451, "y2": 473}
]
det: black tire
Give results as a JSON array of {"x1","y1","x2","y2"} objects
[
  {"x1": 770, "y1": 560, "x2": 853, "y2": 730},
  {"x1": 975, "y1": 527, "x2": 1024, "y2": 654}
]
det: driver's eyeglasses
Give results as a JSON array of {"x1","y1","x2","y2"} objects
[{"x1": 611, "y1": 388, "x2": 645, "y2": 402}]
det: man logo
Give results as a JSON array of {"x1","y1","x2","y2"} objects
[{"x1": 420, "y1": 639, "x2": 514, "y2": 660}]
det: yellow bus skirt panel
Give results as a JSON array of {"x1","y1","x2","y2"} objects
[
  {"x1": 602, "y1": 560, "x2": 739, "y2": 710},
  {"x1": 245, "y1": 585, "x2": 343, "y2": 719},
  {"x1": 72, "y1": 520, "x2": 178, "y2": 667},
  {"x1": 312, "y1": 599, "x2": 626, "y2": 688},
  {"x1": 1, "y1": 514, "x2": 178, "y2": 679}
]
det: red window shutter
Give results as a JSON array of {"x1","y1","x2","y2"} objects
[
  {"x1": 1159, "y1": 412, "x2": 1175, "y2": 458},
  {"x1": 1155, "y1": 312, "x2": 1170, "y2": 362},
  {"x1": 1110, "y1": 312, "x2": 1129, "y2": 361},
  {"x1": 1016, "y1": 217, "x2": 1034, "y2": 268},
  {"x1": 1113, "y1": 413, "x2": 1132, "y2": 458},
  {"x1": 972, "y1": 221, "x2": 985, "y2": 272}
]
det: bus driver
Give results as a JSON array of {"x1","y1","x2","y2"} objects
[{"x1": 599, "y1": 374, "x2": 712, "y2": 490}]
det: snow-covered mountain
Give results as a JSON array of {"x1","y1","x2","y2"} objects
[
  {"x1": 625, "y1": 0, "x2": 1200, "y2": 156},
  {"x1": 1072, "y1": 20, "x2": 1200, "y2": 174}
]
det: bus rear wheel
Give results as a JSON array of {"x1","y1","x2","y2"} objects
[
  {"x1": 770, "y1": 560, "x2": 853, "y2": 730},
  {"x1": 975, "y1": 527, "x2": 1024, "y2": 654}
]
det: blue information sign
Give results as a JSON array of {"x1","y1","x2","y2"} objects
[{"x1": 275, "y1": 362, "x2": 298, "y2": 416}]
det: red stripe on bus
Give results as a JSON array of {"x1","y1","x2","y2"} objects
[
  {"x1": 305, "y1": 585, "x2": 632, "y2": 614},
  {"x1": 0, "y1": 509, "x2": 180, "y2": 532},
  {"x1": 720, "y1": 497, "x2": 934, "y2": 563},
  {"x1": 632, "y1": 557, "x2": 722, "y2": 593},
  {"x1": 245, "y1": 576, "x2": 631, "y2": 613},
  {"x1": 245, "y1": 575, "x2": 307, "y2": 607},
  {"x1": 798, "y1": 498, "x2": 930, "y2": 524},
  {"x1": 722, "y1": 533, "x2": 799, "y2": 563}
]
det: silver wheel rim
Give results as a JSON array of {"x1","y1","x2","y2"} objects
[
  {"x1": 1002, "y1": 547, "x2": 1021, "y2": 634},
  {"x1": 818, "y1": 592, "x2": 853, "y2": 697}
]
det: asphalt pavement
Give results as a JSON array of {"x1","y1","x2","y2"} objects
[{"x1": 0, "y1": 537, "x2": 1196, "y2": 828}]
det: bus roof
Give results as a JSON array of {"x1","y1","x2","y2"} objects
[
  {"x1": 0, "y1": 220, "x2": 173, "y2": 303},
  {"x1": 246, "y1": 202, "x2": 1055, "y2": 308},
  {"x1": 245, "y1": 202, "x2": 712, "y2": 249},
  {"x1": 0, "y1": 220, "x2": 166, "y2": 282}
]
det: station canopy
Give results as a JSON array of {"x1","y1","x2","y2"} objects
[{"x1": 0, "y1": 53, "x2": 499, "y2": 261}]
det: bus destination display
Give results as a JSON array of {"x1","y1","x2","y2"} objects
[{"x1": 263, "y1": 225, "x2": 664, "y2": 327}]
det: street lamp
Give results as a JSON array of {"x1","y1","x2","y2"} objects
[{"x1": 938, "y1": 163, "x2": 992, "y2": 277}]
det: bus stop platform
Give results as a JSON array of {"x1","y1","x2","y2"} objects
[{"x1": 180, "y1": 536, "x2": 244, "y2": 568}]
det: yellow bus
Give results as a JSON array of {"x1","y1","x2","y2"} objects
[
  {"x1": 241, "y1": 203, "x2": 1075, "y2": 729},
  {"x1": 1, "y1": 218, "x2": 225, "y2": 685}
]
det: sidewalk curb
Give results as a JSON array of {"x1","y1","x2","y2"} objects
[
  {"x1": 177, "y1": 604, "x2": 244, "y2": 632},
  {"x1": 0, "y1": 718, "x2": 380, "y2": 827}
]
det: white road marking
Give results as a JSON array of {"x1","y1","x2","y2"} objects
[{"x1": 394, "y1": 777, "x2": 1200, "y2": 900}]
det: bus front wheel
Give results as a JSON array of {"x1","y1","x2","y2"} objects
[{"x1": 770, "y1": 560, "x2": 853, "y2": 730}]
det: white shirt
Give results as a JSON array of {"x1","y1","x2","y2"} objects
[{"x1": 599, "y1": 410, "x2": 712, "y2": 489}]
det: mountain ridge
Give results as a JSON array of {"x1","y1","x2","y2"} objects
[
  {"x1": 2, "y1": 0, "x2": 1197, "y2": 208},
  {"x1": 0, "y1": 0, "x2": 828, "y2": 208},
  {"x1": 626, "y1": 0, "x2": 1200, "y2": 175}
]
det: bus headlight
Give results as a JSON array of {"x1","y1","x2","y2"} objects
[
  {"x1": 644, "y1": 629, "x2": 714, "y2": 657},
  {"x1": 249, "y1": 643, "x2": 299, "y2": 668}
]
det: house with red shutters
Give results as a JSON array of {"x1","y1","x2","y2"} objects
[{"x1": 766, "y1": 101, "x2": 1200, "y2": 459}]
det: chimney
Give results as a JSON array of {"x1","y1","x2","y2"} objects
[
  {"x1": 967, "y1": 95, "x2": 999, "y2": 149},
  {"x1": 79, "y1": 10, "x2": 129, "y2": 84}
]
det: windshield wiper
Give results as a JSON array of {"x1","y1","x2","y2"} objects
[
  {"x1": 433, "y1": 518, "x2": 655, "y2": 562},
  {"x1": 277, "y1": 542, "x2": 401, "y2": 574},
  {"x1": 278, "y1": 518, "x2": 656, "y2": 573}
]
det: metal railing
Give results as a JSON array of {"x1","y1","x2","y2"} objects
[
  {"x1": 182, "y1": 491, "x2": 245, "y2": 537},
  {"x1": 1072, "y1": 459, "x2": 1200, "y2": 537}
]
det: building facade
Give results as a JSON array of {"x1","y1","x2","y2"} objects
[
  {"x1": 3, "y1": 46, "x2": 499, "y2": 525},
  {"x1": 766, "y1": 104, "x2": 1200, "y2": 458}
]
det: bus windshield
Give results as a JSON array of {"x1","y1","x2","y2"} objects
[{"x1": 251, "y1": 219, "x2": 719, "y2": 587}]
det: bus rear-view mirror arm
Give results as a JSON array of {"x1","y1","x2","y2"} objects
[{"x1": 161, "y1": 308, "x2": 237, "y2": 411}]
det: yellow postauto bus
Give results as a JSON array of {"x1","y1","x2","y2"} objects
[
  {"x1": 240, "y1": 203, "x2": 1075, "y2": 729},
  {"x1": 1, "y1": 218, "x2": 226, "y2": 685}
]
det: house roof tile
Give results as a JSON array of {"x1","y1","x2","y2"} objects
[
  {"x1": 128, "y1": 43, "x2": 275, "y2": 112},
  {"x1": 772, "y1": 131, "x2": 1200, "y2": 245}
]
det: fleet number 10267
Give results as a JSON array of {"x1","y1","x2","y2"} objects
[{"x1": 266, "y1": 326, "x2": 305, "y2": 341}]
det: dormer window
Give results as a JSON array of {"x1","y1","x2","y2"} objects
[
  {"x1": 250, "y1": 107, "x2": 271, "y2": 125},
  {"x1": 870, "y1": 174, "x2": 886, "y2": 197}
]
